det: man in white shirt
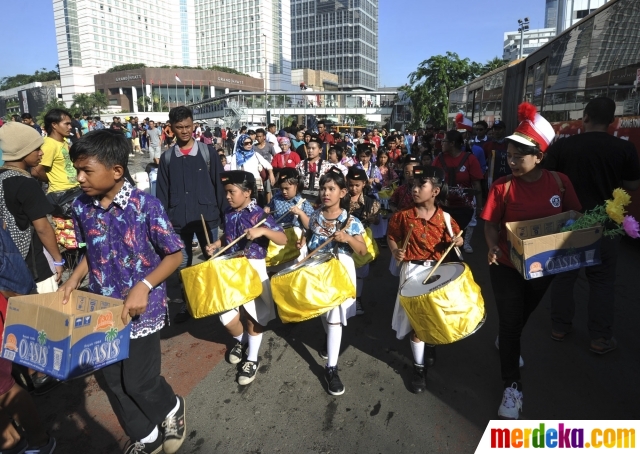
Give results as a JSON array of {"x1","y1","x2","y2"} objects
[{"x1": 266, "y1": 123, "x2": 282, "y2": 155}]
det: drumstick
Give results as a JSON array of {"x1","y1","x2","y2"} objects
[
  {"x1": 200, "y1": 214, "x2": 211, "y2": 246},
  {"x1": 395, "y1": 224, "x2": 414, "y2": 267},
  {"x1": 210, "y1": 217, "x2": 269, "y2": 259},
  {"x1": 422, "y1": 230, "x2": 464, "y2": 284},
  {"x1": 296, "y1": 222, "x2": 349, "y2": 266},
  {"x1": 274, "y1": 198, "x2": 305, "y2": 224}
]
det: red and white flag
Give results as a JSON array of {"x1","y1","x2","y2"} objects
[{"x1": 175, "y1": 74, "x2": 182, "y2": 83}]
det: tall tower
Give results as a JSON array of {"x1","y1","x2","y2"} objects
[
  {"x1": 556, "y1": 0, "x2": 610, "y2": 33},
  {"x1": 545, "y1": 0, "x2": 559, "y2": 29},
  {"x1": 290, "y1": 0, "x2": 379, "y2": 91},
  {"x1": 194, "y1": 0, "x2": 294, "y2": 91},
  {"x1": 52, "y1": 0, "x2": 195, "y2": 105}
]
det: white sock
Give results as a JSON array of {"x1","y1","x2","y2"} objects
[
  {"x1": 411, "y1": 339, "x2": 425, "y2": 365},
  {"x1": 356, "y1": 278, "x2": 364, "y2": 298},
  {"x1": 165, "y1": 396, "x2": 180, "y2": 419},
  {"x1": 321, "y1": 316, "x2": 328, "y2": 334},
  {"x1": 247, "y1": 333, "x2": 263, "y2": 362},
  {"x1": 233, "y1": 332, "x2": 245, "y2": 344},
  {"x1": 140, "y1": 426, "x2": 159, "y2": 443},
  {"x1": 326, "y1": 323, "x2": 342, "y2": 368}
]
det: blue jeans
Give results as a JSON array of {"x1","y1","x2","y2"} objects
[{"x1": 178, "y1": 224, "x2": 219, "y2": 270}]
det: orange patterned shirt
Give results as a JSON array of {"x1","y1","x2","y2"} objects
[{"x1": 387, "y1": 206, "x2": 460, "y2": 261}]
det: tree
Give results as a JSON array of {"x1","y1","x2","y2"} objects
[
  {"x1": 403, "y1": 52, "x2": 483, "y2": 128},
  {"x1": 345, "y1": 114, "x2": 368, "y2": 127},
  {"x1": 106, "y1": 63, "x2": 146, "y2": 73},
  {"x1": 137, "y1": 95, "x2": 152, "y2": 112},
  {"x1": 0, "y1": 68, "x2": 59, "y2": 91},
  {"x1": 482, "y1": 57, "x2": 508, "y2": 75},
  {"x1": 90, "y1": 91, "x2": 108, "y2": 116},
  {"x1": 71, "y1": 93, "x2": 94, "y2": 115}
]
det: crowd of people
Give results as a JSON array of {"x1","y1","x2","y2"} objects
[{"x1": 0, "y1": 95, "x2": 638, "y2": 453}]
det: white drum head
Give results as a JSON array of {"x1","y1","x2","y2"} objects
[
  {"x1": 273, "y1": 252, "x2": 333, "y2": 277},
  {"x1": 400, "y1": 263, "x2": 465, "y2": 298}
]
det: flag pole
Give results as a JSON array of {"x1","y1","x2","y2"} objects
[
  {"x1": 141, "y1": 78, "x2": 145, "y2": 112},
  {"x1": 150, "y1": 80, "x2": 154, "y2": 112},
  {"x1": 167, "y1": 81, "x2": 170, "y2": 109}
]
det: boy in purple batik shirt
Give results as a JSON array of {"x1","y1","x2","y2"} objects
[{"x1": 59, "y1": 130, "x2": 187, "y2": 454}]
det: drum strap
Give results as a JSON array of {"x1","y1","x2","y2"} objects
[{"x1": 443, "y1": 211, "x2": 463, "y2": 261}]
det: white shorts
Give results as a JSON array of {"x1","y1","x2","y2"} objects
[
  {"x1": 219, "y1": 259, "x2": 275, "y2": 327},
  {"x1": 149, "y1": 146, "x2": 162, "y2": 159}
]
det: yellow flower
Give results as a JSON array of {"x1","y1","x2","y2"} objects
[
  {"x1": 606, "y1": 199, "x2": 625, "y2": 224},
  {"x1": 612, "y1": 188, "x2": 631, "y2": 207}
]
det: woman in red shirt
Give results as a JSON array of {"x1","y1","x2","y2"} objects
[
  {"x1": 271, "y1": 137, "x2": 300, "y2": 171},
  {"x1": 481, "y1": 103, "x2": 581, "y2": 420},
  {"x1": 433, "y1": 130, "x2": 483, "y2": 252}
]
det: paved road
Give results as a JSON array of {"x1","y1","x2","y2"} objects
[{"x1": 36, "y1": 152, "x2": 640, "y2": 453}]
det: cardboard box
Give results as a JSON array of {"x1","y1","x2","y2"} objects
[
  {"x1": 1, "y1": 290, "x2": 130, "y2": 380},
  {"x1": 506, "y1": 211, "x2": 603, "y2": 280}
]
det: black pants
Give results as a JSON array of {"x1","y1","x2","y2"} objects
[
  {"x1": 550, "y1": 236, "x2": 619, "y2": 340},
  {"x1": 490, "y1": 265, "x2": 555, "y2": 387},
  {"x1": 178, "y1": 223, "x2": 219, "y2": 269},
  {"x1": 101, "y1": 331, "x2": 176, "y2": 440},
  {"x1": 442, "y1": 206, "x2": 474, "y2": 230}
]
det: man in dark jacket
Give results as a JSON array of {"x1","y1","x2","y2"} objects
[
  {"x1": 157, "y1": 106, "x2": 227, "y2": 322},
  {"x1": 544, "y1": 97, "x2": 640, "y2": 354}
]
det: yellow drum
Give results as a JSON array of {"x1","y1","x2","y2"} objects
[
  {"x1": 180, "y1": 252, "x2": 262, "y2": 319},
  {"x1": 352, "y1": 227, "x2": 379, "y2": 268},
  {"x1": 266, "y1": 225, "x2": 302, "y2": 268},
  {"x1": 399, "y1": 262, "x2": 485, "y2": 345},
  {"x1": 271, "y1": 253, "x2": 355, "y2": 323}
]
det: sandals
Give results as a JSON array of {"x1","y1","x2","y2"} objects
[
  {"x1": 550, "y1": 330, "x2": 569, "y2": 342},
  {"x1": 590, "y1": 337, "x2": 618, "y2": 355}
]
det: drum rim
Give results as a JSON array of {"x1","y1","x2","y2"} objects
[
  {"x1": 273, "y1": 252, "x2": 335, "y2": 276},
  {"x1": 398, "y1": 262, "x2": 466, "y2": 296},
  {"x1": 212, "y1": 251, "x2": 245, "y2": 261}
]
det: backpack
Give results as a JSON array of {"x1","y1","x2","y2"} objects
[
  {"x1": 0, "y1": 170, "x2": 32, "y2": 258},
  {"x1": 0, "y1": 218, "x2": 35, "y2": 295},
  {"x1": 163, "y1": 141, "x2": 211, "y2": 170}
]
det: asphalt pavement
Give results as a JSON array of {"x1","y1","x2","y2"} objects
[{"x1": 34, "y1": 152, "x2": 640, "y2": 453}]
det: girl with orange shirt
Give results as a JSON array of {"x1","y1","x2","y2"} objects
[{"x1": 387, "y1": 166, "x2": 463, "y2": 394}]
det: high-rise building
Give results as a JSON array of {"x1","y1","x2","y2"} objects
[
  {"x1": 53, "y1": 0, "x2": 195, "y2": 105},
  {"x1": 556, "y1": 0, "x2": 610, "y2": 33},
  {"x1": 193, "y1": 0, "x2": 294, "y2": 91},
  {"x1": 290, "y1": 0, "x2": 379, "y2": 91},
  {"x1": 545, "y1": 0, "x2": 559, "y2": 29},
  {"x1": 503, "y1": 28, "x2": 557, "y2": 62}
]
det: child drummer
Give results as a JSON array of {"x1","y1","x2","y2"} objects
[
  {"x1": 346, "y1": 166, "x2": 380, "y2": 316},
  {"x1": 296, "y1": 166, "x2": 367, "y2": 396},
  {"x1": 205, "y1": 171, "x2": 287, "y2": 386},
  {"x1": 387, "y1": 166, "x2": 463, "y2": 394},
  {"x1": 264, "y1": 168, "x2": 315, "y2": 229}
]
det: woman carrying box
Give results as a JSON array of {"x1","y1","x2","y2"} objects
[{"x1": 480, "y1": 103, "x2": 582, "y2": 420}]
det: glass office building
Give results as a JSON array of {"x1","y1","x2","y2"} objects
[
  {"x1": 193, "y1": 0, "x2": 295, "y2": 91},
  {"x1": 53, "y1": 0, "x2": 195, "y2": 104},
  {"x1": 290, "y1": 0, "x2": 379, "y2": 91}
]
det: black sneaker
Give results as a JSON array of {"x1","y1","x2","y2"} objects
[
  {"x1": 124, "y1": 436, "x2": 163, "y2": 454},
  {"x1": 355, "y1": 299, "x2": 365, "y2": 316},
  {"x1": 410, "y1": 363, "x2": 427, "y2": 394},
  {"x1": 324, "y1": 366, "x2": 345, "y2": 396},
  {"x1": 173, "y1": 303, "x2": 190, "y2": 324},
  {"x1": 424, "y1": 344, "x2": 436, "y2": 367},
  {"x1": 238, "y1": 360, "x2": 259, "y2": 385},
  {"x1": 318, "y1": 336, "x2": 328, "y2": 360},
  {"x1": 228, "y1": 342, "x2": 246, "y2": 364},
  {"x1": 25, "y1": 436, "x2": 57, "y2": 454},
  {"x1": 161, "y1": 396, "x2": 186, "y2": 454}
]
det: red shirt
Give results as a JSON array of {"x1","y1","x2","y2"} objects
[
  {"x1": 433, "y1": 152, "x2": 484, "y2": 207},
  {"x1": 180, "y1": 146, "x2": 191, "y2": 156},
  {"x1": 319, "y1": 132, "x2": 335, "y2": 145},
  {"x1": 390, "y1": 184, "x2": 414, "y2": 211},
  {"x1": 272, "y1": 151, "x2": 301, "y2": 169},
  {"x1": 480, "y1": 170, "x2": 582, "y2": 267},
  {"x1": 371, "y1": 135, "x2": 381, "y2": 148},
  {"x1": 388, "y1": 206, "x2": 460, "y2": 261}
]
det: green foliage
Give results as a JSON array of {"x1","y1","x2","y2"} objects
[
  {"x1": 346, "y1": 114, "x2": 368, "y2": 127},
  {"x1": 0, "y1": 68, "x2": 59, "y2": 91},
  {"x1": 403, "y1": 52, "x2": 482, "y2": 128},
  {"x1": 106, "y1": 63, "x2": 146, "y2": 73},
  {"x1": 137, "y1": 95, "x2": 152, "y2": 111},
  {"x1": 71, "y1": 93, "x2": 93, "y2": 115},
  {"x1": 482, "y1": 57, "x2": 509, "y2": 75},
  {"x1": 206, "y1": 65, "x2": 246, "y2": 76},
  {"x1": 91, "y1": 91, "x2": 108, "y2": 115}
]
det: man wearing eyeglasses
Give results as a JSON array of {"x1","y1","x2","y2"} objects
[{"x1": 472, "y1": 121, "x2": 489, "y2": 145}]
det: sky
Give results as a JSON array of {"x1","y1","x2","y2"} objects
[{"x1": 2, "y1": 0, "x2": 545, "y2": 87}]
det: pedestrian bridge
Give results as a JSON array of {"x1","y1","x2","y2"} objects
[{"x1": 188, "y1": 91, "x2": 399, "y2": 127}]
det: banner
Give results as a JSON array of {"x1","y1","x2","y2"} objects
[{"x1": 476, "y1": 420, "x2": 637, "y2": 452}]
